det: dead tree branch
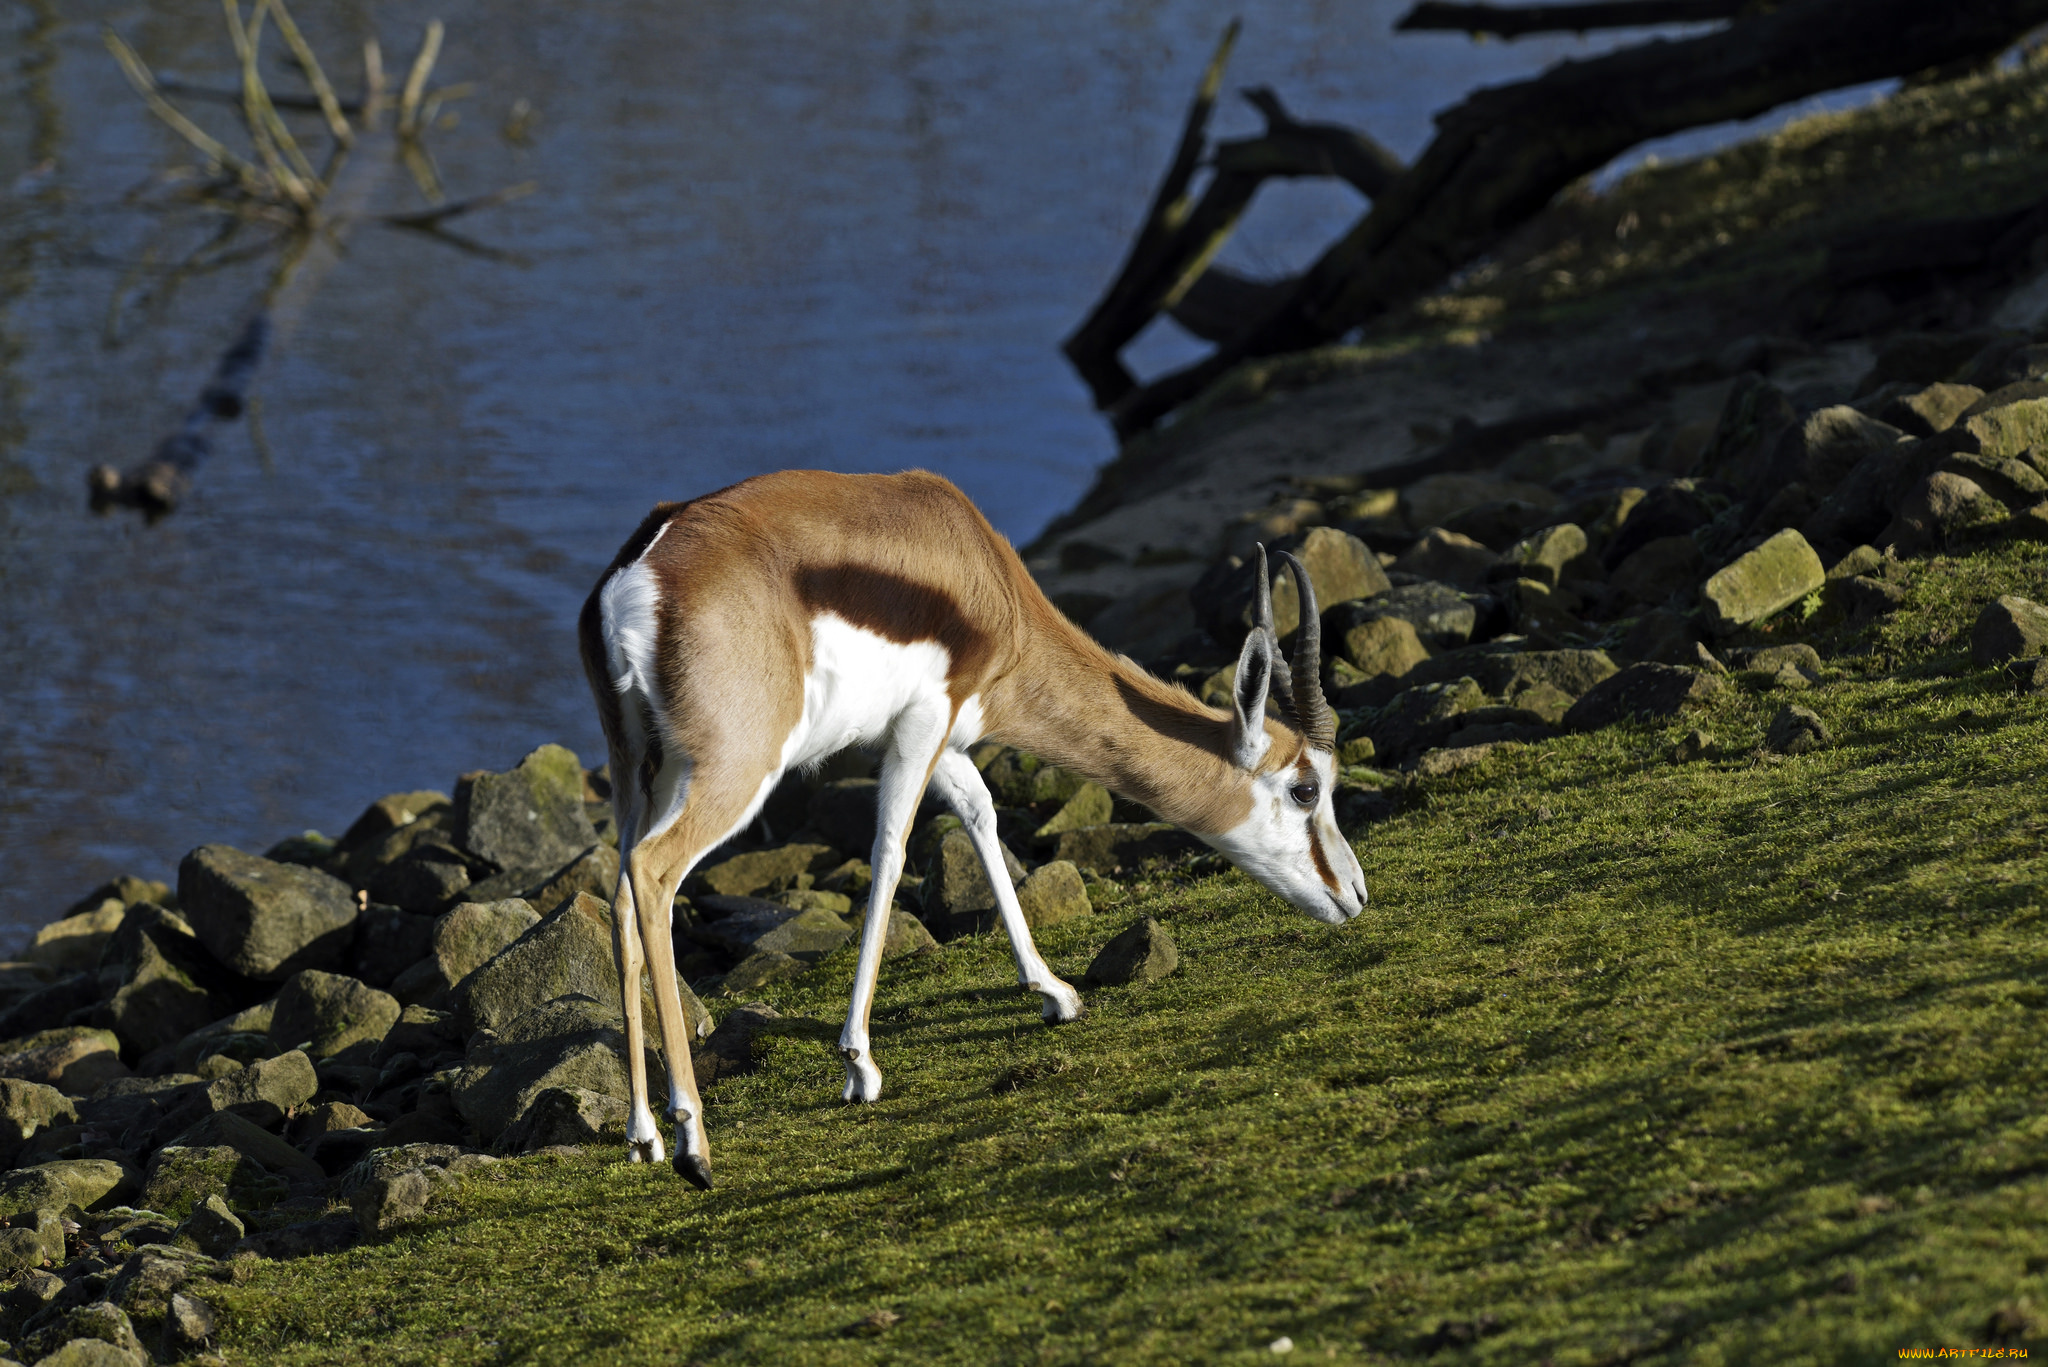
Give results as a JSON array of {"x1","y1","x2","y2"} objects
[{"x1": 1395, "y1": 1, "x2": 1746, "y2": 37}]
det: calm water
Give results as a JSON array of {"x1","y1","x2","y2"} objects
[{"x1": 0, "y1": 0, "x2": 1867, "y2": 943}]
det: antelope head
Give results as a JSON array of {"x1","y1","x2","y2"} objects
[{"x1": 1211, "y1": 545, "x2": 1369, "y2": 925}]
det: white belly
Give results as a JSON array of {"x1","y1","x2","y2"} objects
[{"x1": 784, "y1": 613, "x2": 977, "y2": 769}]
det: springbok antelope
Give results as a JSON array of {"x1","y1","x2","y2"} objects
[{"x1": 579, "y1": 469, "x2": 1366, "y2": 1187}]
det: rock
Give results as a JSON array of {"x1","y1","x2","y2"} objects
[
  {"x1": 23, "y1": 903, "x2": 126, "y2": 975},
  {"x1": 1563, "y1": 664, "x2": 1722, "y2": 731},
  {"x1": 452, "y1": 744, "x2": 599, "y2": 874},
  {"x1": 1015, "y1": 862, "x2": 1092, "y2": 930},
  {"x1": 1699, "y1": 529, "x2": 1825, "y2": 635},
  {"x1": 362, "y1": 843, "x2": 474, "y2": 914},
  {"x1": 1442, "y1": 499, "x2": 1554, "y2": 551},
  {"x1": 345, "y1": 904, "x2": 437, "y2": 992},
  {"x1": 1336, "y1": 615, "x2": 1430, "y2": 681},
  {"x1": 1399, "y1": 474, "x2": 1558, "y2": 530},
  {"x1": 138, "y1": 1146, "x2": 285, "y2": 1219},
  {"x1": 1504, "y1": 577, "x2": 1581, "y2": 637},
  {"x1": 0, "y1": 1029, "x2": 130, "y2": 1097},
  {"x1": 1391, "y1": 528, "x2": 1499, "y2": 590},
  {"x1": 2007, "y1": 655, "x2": 2048, "y2": 694},
  {"x1": 1879, "y1": 471, "x2": 2008, "y2": 552},
  {"x1": 337, "y1": 790, "x2": 450, "y2": 861},
  {"x1": 2004, "y1": 501, "x2": 2048, "y2": 543},
  {"x1": 777, "y1": 888, "x2": 854, "y2": 916},
  {"x1": 716, "y1": 951, "x2": 808, "y2": 995},
  {"x1": 1495, "y1": 523, "x2": 1589, "y2": 589},
  {"x1": 1777, "y1": 405, "x2": 1910, "y2": 491},
  {"x1": 1332, "y1": 582, "x2": 1479, "y2": 650},
  {"x1": 1610, "y1": 534, "x2": 1705, "y2": 606},
  {"x1": 921, "y1": 830, "x2": 1026, "y2": 918},
  {"x1": 162, "y1": 1290, "x2": 217, "y2": 1357},
  {"x1": 1699, "y1": 374, "x2": 1799, "y2": 493},
  {"x1": 1742, "y1": 644, "x2": 1823, "y2": 682},
  {"x1": 1414, "y1": 744, "x2": 1497, "y2": 778},
  {"x1": 686, "y1": 901, "x2": 853, "y2": 963},
  {"x1": 458, "y1": 892, "x2": 707, "y2": 1039},
  {"x1": 1602, "y1": 481, "x2": 1718, "y2": 570},
  {"x1": 1826, "y1": 543, "x2": 1884, "y2": 580},
  {"x1": 1672, "y1": 728, "x2": 1714, "y2": 763},
  {"x1": 1619, "y1": 607, "x2": 1703, "y2": 668},
  {"x1": 1084, "y1": 918, "x2": 1178, "y2": 986},
  {"x1": 5, "y1": 1265, "x2": 62, "y2": 1313},
  {"x1": 452, "y1": 996, "x2": 659, "y2": 1145},
  {"x1": 19, "y1": 1302, "x2": 146, "y2": 1366},
  {"x1": 160, "y1": 1111, "x2": 323, "y2": 1186},
  {"x1": 167, "y1": 1002, "x2": 275, "y2": 1076},
  {"x1": 1970, "y1": 595, "x2": 2048, "y2": 667},
  {"x1": 1032, "y1": 783, "x2": 1113, "y2": 843},
  {"x1": 1947, "y1": 394, "x2": 2048, "y2": 458},
  {"x1": 1765, "y1": 704, "x2": 1830, "y2": 755},
  {"x1": 691, "y1": 1002, "x2": 783, "y2": 1088},
  {"x1": 178, "y1": 1050, "x2": 316, "y2": 1132},
  {"x1": 344, "y1": 809, "x2": 459, "y2": 892},
  {"x1": 423, "y1": 899, "x2": 542, "y2": 1002},
  {"x1": 1877, "y1": 382, "x2": 1982, "y2": 437},
  {"x1": 230, "y1": 1214, "x2": 361, "y2": 1260},
  {"x1": 845, "y1": 908, "x2": 937, "y2": 960},
  {"x1": 1940, "y1": 451, "x2": 2048, "y2": 507},
  {"x1": 177, "y1": 845, "x2": 357, "y2": 982},
  {"x1": 93, "y1": 907, "x2": 244, "y2": 1060},
  {"x1": 692, "y1": 844, "x2": 840, "y2": 899},
  {"x1": 171, "y1": 1194, "x2": 243, "y2": 1257},
  {"x1": 1266, "y1": 527, "x2": 1390, "y2": 637},
  {"x1": 0, "y1": 1159, "x2": 129, "y2": 1220},
  {"x1": 1049, "y1": 823, "x2": 1201, "y2": 877},
  {"x1": 1503, "y1": 679, "x2": 1577, "y2": 723},
  {"x1": 352, "y1": 1163, "x2": 458, "y2": 1238},
  {"x1": 1336, "y1": 735, "x2": 1377, "y2": 767},
  {"x1": 980, "y1": 751, "x2": 1088, "y2": 809},
  {"x1": 523, "y1": 844, "x2": 619, "y2": 917},
  {"x1": 268, "y1": 971, "x2": 399, "y2": 1061},
  {"x1": 807, "y1": 779, "x2": 883, "y2": 853},
  {"x1": 496, "y1": 1086, "x2": 626, "y2": 1152},
  {"x1": 1359, "y1": 676, "x2": 1489, "y2": 764},
  {"x1": 0, "y1": 1080, "x2": 78, "y2": 1169},
  {"x1": 288, "y1": 1100, "x2": 375, "y2": 1144},
  {"x1": 1835, "y1": 574, "x2": 1908, "y2": 624},
  {"x1": 105, "y1": 1244, "x2": 217, "y2": 1322}
]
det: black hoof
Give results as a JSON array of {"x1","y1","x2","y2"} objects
[{"x1": 673, "y1": 1152, "x2": 714, "y2": 1190}]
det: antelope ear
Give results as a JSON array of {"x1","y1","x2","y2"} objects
[{"x1": 1228, "y1": 624, "x2": 1274, "y2": 771}]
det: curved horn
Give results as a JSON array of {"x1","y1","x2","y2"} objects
[
  {"x1": 1252, "y1": 544, "x2": 1296, "y2": 714},
  {"x1": 1277, "y1": 550, "x2": 1335, "y2": 750}
]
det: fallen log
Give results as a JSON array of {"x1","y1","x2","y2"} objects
[
  {"x1": 1394, "y1": 1, "x2": 1746, "y2": 37},
  {"x1": 1106, "y1": 0, "x2": 2048, "y2": 437}
]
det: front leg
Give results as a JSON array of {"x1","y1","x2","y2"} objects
[
  {"x1": 927, "y1": 751, "x2": 1084, "y2": 1025},
  {"x1": 839, "y1": 703, "x2": 953, "y2": 1102}
]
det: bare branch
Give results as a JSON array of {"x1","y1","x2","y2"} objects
[{"x1": 1395, "y1": 0, "x2": 1746, "y2": 37}]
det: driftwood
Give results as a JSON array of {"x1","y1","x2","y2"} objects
[
  {"x1": 1394, "y1": 1, "x2": 1746, "y2": 37},
  {"x1": 1073, "y1": 0, "x2": 2048, "y2": 439}
]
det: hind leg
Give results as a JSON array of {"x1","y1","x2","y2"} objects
[{"x1": 609, "y1": 810, "x2": 667, "y2": 1165}]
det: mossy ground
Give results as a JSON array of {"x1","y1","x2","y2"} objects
[{"x1": 200, "y1": 541, "x2": 2048, "y2": 1364}]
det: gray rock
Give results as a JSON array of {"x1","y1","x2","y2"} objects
[
  {"x1": 1835, "y1": 574, "x2": 1908, "y2": 624},
  {"x1": 1699, "y1": 529, "x2": 1825, "y2": 635},
  {"x1": 497, "y1": 1086, "x2": 627, "y2": 1152},
  {"x1": 362, "y1": 843, "x2": 473, "y2": 914},
  {"x1": 1698, "y1": 374, "x2": 1799, "y2": 494},
  {"x1": 1940, "y1": 451, "x2": 2048, "y2": 507},
  {"x1": 807, "y1": 779, "x2": 883, "y2": 853},
  {"x1": 1391, "y1": 528, "x2": 1499, "y2": 590},
  {"x1": 1015, "y1": 862, "x2": 1092, "y2": 930},
  {"x1": 1876, "y1": 382, "x2": 1983, "y2": 436},
  {"x1": 1879, "y1": 471, "x2": 2008, "y2": 552},
  {"x1": 4, "y1": 1265, "x2": 62, "y2": 1313},
  {"x1": 93, "y1": 906, "x2": 245, "y2": 1060},
  {"x1": 1971, "y1": 595, "x2": 2048, "y2": 667},
  {"x1": 347, "y1": 904, "x2": 437, "y2": 991},
  {"x1": 0, "y1": 1079, "x2": 77, "y2": 1170},
  {"x1": 177, "y1": 845, "x2": 358, "y2": 982},
  {"x1": 1563, "y1": 663, "x2": 1722, "y2": 731},
  {"x1": 2007, "y1": 655, "x2": 2048, "y2": 695},
  {"x1": 922, "y1": 830, "x2": 1026, "y2": 919},
  {"x1": 691, "y1": 844, "x2": 840, "y2": 899},
  {"x1": 452, "y1": 744, "x2": 599, "y2": 874},
  {"x1": 352, "y1": 1164, "x2": 457, "y2": 1239},
  {"x1": 1442, "y1": 499, "x2": 1554, "y2": 552},
  {"x1": 343, "y1": 806, "x2": 458, "y2": 890},
  {"x1": 1494, "y1": 523, "x2": 1589, "y2": 589},
  {"x1": 1359, "y1": 677, "x2": 1491, "y2": 765},
  {"x1": 1765, "y1": 704, "x2": 1830, "y2": 755},
  {"x1": 1332, "y1": 581, "x2": 1478, "y2": 651},
  {"x1": 166, "y1": 1001, "x2": 275, "y2": 1076},
  {"x1": 523, "y1": 845, "x2": 619, "y2": 917},
  {"x1": 459, "y1": 892, "x2": 706, "y2": 1039},
  {"x1": 369, "y1": 1004, "x2": 459, "y2": 1066},
  {"x1": 2004, "y1": 500, "x2": 2048, "y2": 544},
  {"x1": 0, "y1": 1028, "x2": 130, "y2": 1096},
  {"x1": 1085, "y1": 917, "x2": 1178, "y2": 985},
  {"x1": 106, "y1": 1244, "x2": 216, "y2": 1320},
  {"x1": 427, "y1": 898, "x2": 542, "y2": 999},
  {"x1": 267, "y1": 971, "x2": 399, "y2": 1062},
  {"x1": 162, "y1": 1290, "x2": 216, "y2": 1358},
  {"x1": 1672, "y1": 728, "x2": 1714, "y2": 763},
  {"x1": 692, "y1": 1002, "x2": 784, "y2": 1088},
  {"x1": 452, "y1": 996, "x2": 660, "y2": 1145},
  {"x1": 180, "y1": 1050, "x2": 316, "y2": 1131},
  {"x1": 230, "y1": 1214, "x2": 361, "y2": 1260},
  {"x1": 1400, "y1": 473, "x2": 1559, "y2": 530},
  {"x1": 1602, "y1": 481, "x2": 1718, "y2": 569},
  {"x1": 1775, "y1": 405, "x2": 1910, "y2": 492},
  {"x1": 160, "y1": 1111, "x2": 323, "y2": 1186},
  {"x1": 22, "y1": 903, "x2": 125, "y2": 975},
  {"x1": 336, "y1": 790, "x2": 450, "y2": 861},
  {"x1": 777, "y1": 888, "x2": 853, "y2": 916},
  {"x1": 1335, "y1": 615, "x2": 1430, "y2": 682},
  {"x1": 1609, "y1": 534, "x2": 1705, "y2": 607},
  {"x1": 139, "y1": 1146, "x2": 285, "y2": 1220},
  {"x1": 19, "y1": 1302, "x2": 146, "y2": 1366},
  {"x1": 171, "y1": 1194, "x2": 242, "y2": 1257},
  {"x1": 1049, "y1": 823, "x2": 1201, "y2": 878},
  {"x1": 715, "y1": 951, "x2": 809, "y2": 995},
  {"x1": 1740, "y1": 644, "x2": 1823, "y2": 682},
  {"x1": 845, "y1": 908, "x2": 936, "y2": 960},
  {"x1": 686, "y1": 902, "x2": 852, "y2": 963},
  {"x1": 1032, "y1": 784, "x2": 1113, "y2": 843},
  {"x1": 31, "y1": 1339, "x2": 147, "y2": 1367}
]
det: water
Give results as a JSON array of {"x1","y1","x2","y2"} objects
[{"x1": 0, "y1": 0, "x2": 1868, "y2": 943}]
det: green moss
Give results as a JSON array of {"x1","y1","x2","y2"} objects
[{"x1": 203, "y1": 542, "x2": 2048, "y2": 1363}]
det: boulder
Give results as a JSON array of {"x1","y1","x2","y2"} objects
[
  {"x1": 0, "y1": 1079, "x2": 77, "y2": 1169},
  {"x1": 1879, "y1": 472, "x2": 2008, "y2": 552},
  {"x1": 460, "y1": 892, "x2": 709, "y2": 1040},
  {"x1": 1442, "y1": 499, "x2": 1554, "y2": 551},
  {"x1": 160, "y1": 1111, "x2": 323, "y2": 1186},
  {"x1": 347, "y1": 904, "x2": 437, "y2": 991},
  {"x1": 369, "y1": 1004, "x2": 459, "y2": 1066},
  {"x1": 1262, "y1": 527, "x2": 1390, "y2": 638},
  {"x1": 0, "y1": 1028, "x2": 130, "y2": 1096},
  {"x1": 1563, "y1": 664, "x2": 1722, "y2": 731},
  {"x1": 1015, "y1": 862, "x2": 1092, "y2": 930},
  {"x1": 2004, "y1": 500, "x2": 2048, "y2": 543},
  {"x1": 497, "y1": 1086, "x2": 627, "y2": 1152},
  {"x1": 921, "y1": 830, "x2": 1026, "y2": 921},
  {"x1": 230, "y1": 1214, "x2": 362, "y2": 1260},
  {"x1": 1360, "y1": 677, "x2": 1490, "y2": 765},
  {"x1": 1495, "y1": 523, "x2": 1589, "y2": 589},
  {"x1": 691, "y1": 844, "x2": 840, "y2": 899},
  {"x1": 167, "y1": 1001, "x2": 275, "y2": 1076},
  {"x1": 361, "y1": 842, "x2": 473, "y2": 914},
  {"x1": 1032, "y1": 783, "x2": 1113, "y2": 843},
  {"x1": 1084, "y1": 917, "x2": 1178, "y2": 986},
  {"x1": 173, "y1": 1193, "x2": 244, "y2": 1257},
  {"x1": 1876, "y1": 382, "x2": 1982, "y2": 437},
  {"x1": 1610, "y1": 534, "x2": 1705, "y2": 607},
  {"x1": 0, "y1": 1158, "x2": 130, "y2": 1221},
  {"x1": 1741, "y1": 644, "x2": 1823, "y2": 683},
  {"x1": 1399, "y1": 474, "x2": 1558, "y2": 530},
  {"x1": 177, "y1": 845, "x2": 357, "y2": 981},
  {"x1": 1504, "y1": 578, "x2": 1581, "y2": 637},
  {"x1": 1765, "y1": 704, "x2": 1830, "y2": 755},
  {"x1": 1414, "y1": 743, "x2": 1498, "y2": 778},
  {"x1": 1337, "y1": 616, "x2": 1430, "y2": 681},
  {"x1": 344, "y1": 807, "x2": 459, "y2": 890},
  {"x1": 107, "y1": 1243, "x2": 217, "y2": 1321},
  {"x1": 1331, "y1": 582, "x2": 1479, "y2": 651},
  {"x1": 1602, "y1": 482, "x2": 1718, "y2": 569},
  {"x1": 807, "y1": 779, "x2": 883, "y2": 854},
  {"x1": 451, "y1": 744, "x2": 599, "y2": 873},
  {"x1": 1698, "y1": 374, "x2": 1799, "y2": 493},
  {"x1": 23, "y1": 901, "x2": 126, "y2": 974},
  {"x1": 1391, "y1": 528, "x2": 1499, "y2": 590},
  {"x1": 352, "y1": 1163, "x2": 457, "y2": 1239},
  {"x1": 452, "y1": 996, "x2": 659, "y2": 1145},
  {"x1": 268, "y1": 971, "x2": 399, "y2": 1061},
  {"x1": 692, "y1": 1002, "x2": 784, "y2": 1088},
  {"x1": 18, "y1": 1302, "x2": 146, "y2": 1367},
  {"x1": 1939, "y1": 451, "x2": 2048, "y2": 507},
  {"x1": 1970, "y1": 595, "x2": 2048, "y2": 667},
  {"x1": 1776, "y1": 405, "x2": 1910, "y2": 491},
  {"x1": 2007, "y1": 655, "x2": 2048, "y2": 695},
  {"x1": 163, "y1": 1289, "x2": 219, "y2": 1357},
  {"x1": 186, "y1": 1050, "x2": 317, "y2": 1131},
  {"x1": 428, "y1": 898, "x2": 542, "y2": 996},
  {"x1": 138, "y1": 1146, "x2": 285, "y2": 1219},
  {"x1": 716, "y1": 951, "x2": 808, "y2": 995},
  {"x1": 980, "y1": 751, "x2": 1088, "y2": 809},
  {"x1": 685, "y1": 901, "x2": 853, "y2": 963},
  {"x1": 523, "y1": 844, "x2": 619, "y2": 917},
  {"x1": 846, "y1": 908, "x2": 936, "y2": 960},
  {"x1": 777, "y1": 888, "x2": 853, "y2": 916},
  {"x1": 1699, "y1": 529, "x2": 1825, "y2": 635},
  {"x1": 336, "y1": 790, "x2": 451, "y2": 861},
  {"x1": 94, "y1": 908, "x2": 239, "y2": 1059},
  {"x1": 1049, "y1": 823, "x2": 1200, "y2": 877}
]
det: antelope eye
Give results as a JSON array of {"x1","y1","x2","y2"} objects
[{"x1": 1288, "y1": 781, "x2": 1319, "y2": 807}]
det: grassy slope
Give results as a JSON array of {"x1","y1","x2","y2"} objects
[{"x1": 205, "y1": 541, "x2": 2048, "y2": 1365}]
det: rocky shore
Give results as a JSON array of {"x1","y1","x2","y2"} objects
[{"x1": 5, "y1": 296, "x2": 2048, "y2": 1367}]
